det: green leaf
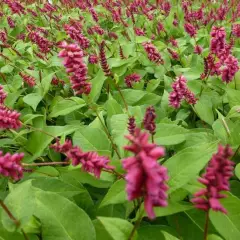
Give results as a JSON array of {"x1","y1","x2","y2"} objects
[
  {"x1": 105, "y1": 95, "x2": 123, "y2": 118},
  {"x1": 235, "y1": 163, "x2": 240, "y2": 180},
  {"x1": 110, "y1": 114, "x2": 128, "y2": 157},
  {"x1": 1, "y1": 65, "x2": 14, "y2": 73},
  {"x1": 153, "y1": 201, "x2": 193, "y2": 217},
  {"x1": 59, "y1": 168, "x2": 114, "y2": 188},
  {"x1": 227, "y1": 88, "x2": 240, "y2": 108},
  {"x1": 168, "y1": 213, "x2": 203, "y2": 240},
  {"x1": 114, "y1": 89, "x2": 161, "y2": 106},
  {"x1": 164, "y1": 142, "x2": 218, "y2": 193},
  {"x1": 23, "y1": 93, "x2": 42, "y2": 111},
  {"x1": 32, "y1": 178, "x2": 87, "y2": 199},
  {"x1": 73, "y1": 127, "x2": 111, "y2": 156},
  {"x1": 48, "y1": 98, "x2": 86, "y2": 118},
  {"x1": 135, "y1": 36, "x2": 150, "y2": 43},
  {"x1": 41, "y1": 72, "x2": 55, "y2": 96},
  {"x1": 207, "y1": 235, "x2": 224, "y2": 240},
  {"x1": 138, "y1": 225, "x2": 179, "y2": 240},
  {"x1": 96, "y1": 217, "x2": 133, "y2": 240},
  {"x1": 89, "y1": 69, "x2": 107, "y2": 102},
  {"x1": 226, "y1": 106, "x2": 240, "y2": 119},
  {"x1": 2, "y1": 181, "x2": 96, "y2": 240},
  {"x1": 154, "y1": 123, "x2": 188, "y2": 146},
  {"x1": 210, "y1": 195, "x2": 240, "y2": 240},
  {"x1": 194, "y1": 97, "x2": 214, "y2": 125},
  {"x1": 100, "y1": 179, "x2": 126, "y2": 208},
  {"x1": 4, "y1": 89, "x2": 24, "y2": 108}
]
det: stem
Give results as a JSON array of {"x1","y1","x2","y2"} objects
[
  {"x1": 232, "y1": 144, "x2": 240, "y2": 159},
  {"x1": 151, "y1": 134, "x2": 154, "y2": 143},
  {"x1": 128, "y1": 208, "x2": 144, "y2": 240},
  {"x1": 234, "y1": 76, "x2": 237, "y2": 90},
  {"x1": 0, "y1": 200, "x2": 29, "y2": 240},
  {"x1": 114, "y1": 81, "x2": 129, "y2": 114},
  {"x1": 103, "y1": 169, "x2": 125, "y2": 179},
  {"x1": 0, "y1": 200, "x2": 20, "y2": 227},
  {"x1": 21, "y1": 122, "x2": 57, "y2": 139},
  {"x1": 21, "y1": 229, "x2": 30, "y2": 240},
  {"x1": 203, "y1": 211, "x2": 209, "y2": 240},
  {"x1": 23, "y1": 161, "x2": 70, "y2": 167}
]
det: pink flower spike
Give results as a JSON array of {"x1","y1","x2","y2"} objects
[
  {"x1": 191, "y1": 145, "x2": 234, "y2": 214},
  {"x1": 0, "y1": 151, "x2": 24, "y2": 180},
  {"x1": 0, "y1": 106, "x2": 22, "y2": 129},
  {"x1": 122, "y1": 128, "x2": 168, "y2": 219}
]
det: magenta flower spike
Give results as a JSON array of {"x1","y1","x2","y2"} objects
[
  {"x1": 122, "y1": 128, "x2": 168, "y2": 219},
  {"x1": 0, "y1": 151, "x2": 24, "y2": 180},
  {"x1": 192, "y1": 145, "x2": 234, "y2": 214}
]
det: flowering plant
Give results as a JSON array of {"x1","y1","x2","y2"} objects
[{"x1": 0, "y1": 0, "x2": 240, "y2": 240}]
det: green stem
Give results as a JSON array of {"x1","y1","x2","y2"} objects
[
  {"x1": 203, "y1": 211, "x2": 209, "y2": 240},
  {"x1": 92, "y1": 108, "x2": 122, "y2": 160},
  {"x1": 128, "y1": 208, "x2": 144, "y2": 240},
  {"x1": 21, "y1": 122, "x2": 57, "y2": 139}
]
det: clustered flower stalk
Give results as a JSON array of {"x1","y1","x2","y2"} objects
[
  {"x1": 191, "y1": 145, "x2": 234, "y2": 239},
  {"x1": 169, "y1": 75, "x2": 197, "y2": 109},
  {"x1": 51, "y1": 139, "x2": 115, "y2": 178},
  {"x1": 122, "y1": 128, "x2": 168, "y2": 219},
  {"x1": 58, "y1": 41, "x2": 91, "y2": 95},
  {"x1": 143, "y1": 106, "x2": 156, "y2": 143}
]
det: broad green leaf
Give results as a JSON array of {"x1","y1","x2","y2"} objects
[
  {"x1": 168, "y1": 213, "x2": 203, "y2": 240},
  {"x1": 4, "y1": 89, "x2": 24, "y2": 108},
  {"x1": 194, "y1": 97, "x2": 214, "y2": 125},
  {"x1": 210, "y1": 195, "x2": 240, "y2": 240},
  {"x1": 41, "y1": 72, "x2": 55, "y2": 96},
  {"x1": 2, "y1": 181, "x2": 96, "y2": 240},
  {"x1": 1, "y1": 65, "x2": 14, "y2": 73},
  {"x1": 138, "y1": 225, "x2": 179, "y2": 240},
  {"x1": 32, "y1": 178, "x2": 87, "y2": 199},
  {"x1": 105, "y1": 95, "x2": 123, "y2": 118},
  {"x1": 59, "y1": 168, "x2": 114, "y2": 188},
  {"x1": 164, "y1": 142, "x2": 218, "y2": 193},
  {"x1": 135, "y1": 36, "x2": 150, "y2": 43},
  {"x1": 154, "y1": 123, "x2": 188, "y2": 146},
  {"x1": 49, "y1": 98, "x2": 85, "y2": 118},
  {"x1": 97, "y1": 217, "x2": 133, "y2": 240},
  {"x1": 110, "y1": 114, "x2": 128, "y2": 157},
  {"x1": 226, "y1": 106, "x2": 240, "y2": 119},
  {"x1": 227, "y1": 88, "x2": 240, "y2": 108},
  {"x1": 23, "y1": 93, "x2": 42, "y2": 111},
  {"x1": 73, "y1": 127, "x2": 111, "y2": 156},
  {"x1": 146, "y1": 79, "x2": 161, "y2": 93},
  {"x1": 114, "y1": 89, "x2": 161, "y2": 106},
  {"x1": 100, "y1": 179, "x2": 126, "y2": 208},
  {"x1": 153, "y1": 201, "x2": 193, "y2": 217},
  {"x1": 89, "y1": 69, "x2": 107, "y2": 102},
  {"x1": 34, "y1": 191, "x2": 96, "y2": 240}
]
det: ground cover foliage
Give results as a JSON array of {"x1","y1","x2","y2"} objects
[{"x1": 1, "y1": 0, "x2": 240, "y2": 239}]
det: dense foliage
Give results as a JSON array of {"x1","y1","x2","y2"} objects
[{"x1": 1, "y1": 0, "x2": 240, "y2": 239}]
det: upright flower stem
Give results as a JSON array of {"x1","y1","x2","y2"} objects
[
  {"x1": 111, "y1": 75, "x2": 129, "y2": 115},
  {"x1": 92, "y1": 108, "x2": 122, "y2": 159},
  {"x1": 128, "y1": 208, "x2": 144, "y2": 240},
  {"x1": 151, "y1": 134, "x2": 154, "y2": 143},
  {"x1": 203, "y1": 211, "x2": 210, "y2": 240}
]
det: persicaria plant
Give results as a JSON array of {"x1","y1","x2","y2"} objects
[{"x1": 0, "y1": 1, "x2": 240, "y2": 240}]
